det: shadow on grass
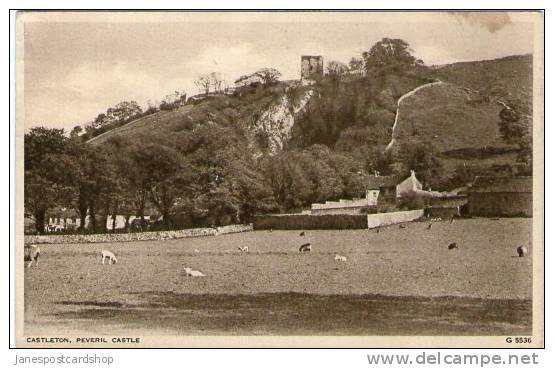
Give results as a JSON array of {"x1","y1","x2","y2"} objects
[{"x1": 54, "y1": 292, "x2": 531, "y2": 336}]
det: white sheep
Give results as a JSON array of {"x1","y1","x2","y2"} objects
[
  {"x1": 334, "y1": 254, "x2": 347, "y2": 262},
  {"x1": 184, "y1": 267, "x2": 206, "y2": 277},
  {"x1": 238, "y1": 246, "x2": 249, "y2": 252},
  {"x1": 24, "y1": 244, "x2": 40, "y2": 268},
  {"x1": 101, "y1": 250, "x2": 118, "y2": 265}
]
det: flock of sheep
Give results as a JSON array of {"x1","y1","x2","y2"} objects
[{"x1": 23, "y1": 218, "x2": 529, "y2": 272}]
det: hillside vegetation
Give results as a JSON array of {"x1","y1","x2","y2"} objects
[{"x1": 26, "y1": 38, "x2": 534, "y2": 233}]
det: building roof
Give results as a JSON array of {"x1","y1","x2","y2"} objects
[
  {"x1": 366, "y1": 175, "x2": 402, "y2": 190},
  {"x1": 468, "y1": 176, "x2": 532, "y2": 193},
  {"x1": 428, "y1": 196, "x2": 468, "y2": 208}
]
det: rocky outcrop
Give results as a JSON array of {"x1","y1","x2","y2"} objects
[{"x1": 252, "y1": 90, "x2": 313, "y2": 154}]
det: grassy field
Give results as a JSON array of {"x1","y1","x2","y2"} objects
[{"x1": 24, "y1": 218, "x2": 533, "y2": 336}]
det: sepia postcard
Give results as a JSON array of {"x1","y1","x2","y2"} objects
[{"x1": 14, "y1": 10, "x2": 544, "y2": 348}]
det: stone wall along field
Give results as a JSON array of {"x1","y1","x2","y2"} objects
[
  {"x1": 24, "y1": 224, "x2": 253, "y2": 245},
  {"x1": 366, "y1": 210, "x2": 424, "y2": 229},
  {"x1": 253, "y1": 214, "x2": 368, "y2": 230}
]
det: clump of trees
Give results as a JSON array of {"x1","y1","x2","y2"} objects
[
  {"x1": 25, "y1": 125, "x2": 280, "y2": 234},
  {"x1": 363, "y1": 38, "x2": 424, "y2": 75},
  {"x1": 396, "y1": 141, "x2": 444, "y2": 190},
  {"x1": 234, "y1": 68, "x2": 282, "y2": 88},
  {"x1": 497, "y1": 99, "x2": 532, "y2": 171}
]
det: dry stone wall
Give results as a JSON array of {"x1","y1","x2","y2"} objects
[{"x1": 24, "y1": 224, "x2": 253, "y2": 245}]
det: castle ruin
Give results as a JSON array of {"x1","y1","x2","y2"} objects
[{"x1": 301, "y1": 55, "x2": 323, "y2": 81}]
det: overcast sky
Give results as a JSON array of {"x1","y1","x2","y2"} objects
[{"x1": 20, "y1": 11, "x2": 539, "y2": 131}]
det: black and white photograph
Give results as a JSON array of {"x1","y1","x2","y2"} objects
[{"x1": 14, "y1": 10, "x2": 544, "y2": 348}]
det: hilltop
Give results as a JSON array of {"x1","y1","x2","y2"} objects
[
  {"x1": 388, "y1": 54, "x2": 532, "y2": 174},
  {"x1": 85, "y1": 53, "x2": 533, "y2": 194}
]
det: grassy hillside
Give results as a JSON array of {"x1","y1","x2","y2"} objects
[
  {"x1": 89, "y1": 105, "x2": 195, "y2": 146},
  {"x1": 86, "y1": 54, "x2": 533, "y2": 193},
  {"x1": 393, "y1": 82, "x2": 506, "y2": 151},
  {"x1": 434, "y1": 54, "x2": 532, "y2": 107},
  {"x1": 390, "y1": 54, "x2": 533, "y2": 175},
  {"x1": 89, "y1": 84, "x2": 289, "y2": 148}
]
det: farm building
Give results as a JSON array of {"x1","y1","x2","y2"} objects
[
  {"x1": 425, "y1": 196, "x2": 468, "y2": 218},
  {"x1": 375, "y1": 170, "x2": 423, "y2": 211},
  {"x1": 310, "y1": 171, "x2": 426, "y2": 215},
  {"x1": 466, "y1": 176, "x2": 532, "y2": 217},
  {"x1": 396, "y1": 170, "x2": 423, "y2": 197}
]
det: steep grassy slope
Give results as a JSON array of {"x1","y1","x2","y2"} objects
[
  {"x1": 434, "y1": 54, "x2": 532, "y2": 106},
  {"x1": 89, "y1": 105, "x2": 195, "y2": 146},
  {"x1": 393, "y1": 82, "x2": 505, "y2": 151},
  {"x1": 389, "y1": 54, "x2": 533, "y2": 173},
  {"x1": 88, "y1": 84, "x2": 308, "y2": 155},
  {"x1": 87, "y1": 54, "x2": 533, "y2": 186}
]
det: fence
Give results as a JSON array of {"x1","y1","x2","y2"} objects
[
  {"x1": 366, "y1": 210, "x2": 424, "y2": 229},
  {"x1": 24, "y1": 224, "x2": 253, "y2": 245}
]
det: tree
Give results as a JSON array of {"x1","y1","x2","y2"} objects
[
  {"x1": 68, "y1": 144, "x2": 114, "y2": 233},
  {"x1": 396, "y1": 141, "x2": 444, "y2": 189},
  {"x1": 24, "y1": 128, "x2": 74, "y2": 234},
  {"x1": 367, "y1": 147, "x2": 394, "y2": 176},
  {"x1": 497, "y1": 99, "x2": 532, "y2": 168},
  {"x1": 363, "y1": 38, "x2": 423, "y2": 74},
  {"x1": 254, "y1": 68, "x2": 282, "y2": 86},
  {"x1": 69, "y1": 125, "x2": 83, "y2": 140},
  {"x1": 234, "y1": 74, "x2": 262, "y2": 88},
  {"x1": 208, "y1": 72, "x2": 224, "y2": 93},
  {"x1": 160, "y1": 90, "x2": 187, "y2": 110},
  {"x1": 129, "y1": 143, "x2": 187, "y2": 229},
  {"x1": 348, "y1": 57, "x2": 364, "y2": 72},
  {"x1": 326, "y1": 61, "x2": 348, "y2": 78},
  {"x1": 92, "y1": 101, "x2": 142, "y2": 129},
  {"x1": 195, "y1": 74, "x2": 212, "y2": 95},
  {"x1": 117, "y1": 147, "x2": 150, "y2": 229}
]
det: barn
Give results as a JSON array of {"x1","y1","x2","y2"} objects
[
  {"x1": 425, "y1": 196, "x2": 468, "y2": 219},
  {"x1": 466, "y1": 176, "x2": 532, "y2": 217}
]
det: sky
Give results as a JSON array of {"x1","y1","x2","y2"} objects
[{"x1": 20, "y1": 11, "x2": 539, "y2": 131}]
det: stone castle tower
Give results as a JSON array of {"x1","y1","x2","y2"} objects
[{"x1": 301, "y1": 56, "x2": 323, "y2": 80}]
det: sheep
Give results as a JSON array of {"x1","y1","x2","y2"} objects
[
  {"x1": 427, "y1": 223, "x2": 432, "y2": 230},
  {"x1": 334, "y1": 254, "x2": 347, "y2": 262},
  {"x1": 101, "y1": 250, "x2": 118, "y2": 265},
  {"x1": 299, "y1": 243, "x2": 312, "y2": 252},
  {"x1": 184, "y1": 267, "x2": 205, "y2": 277},
  {"x1": 24, "y1": 244, "x2": 40, "y2": 268},
  {"x1": 448, "y1": 242, "x2": 458, "y2": 250},
  {"x1": 517, "y1": 245, "x2": 528, "y2": 257},
  {"x1": 238, "y1": 246, "x2": 249, "y2": 252}
]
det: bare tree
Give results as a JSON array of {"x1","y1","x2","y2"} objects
[
  {"x1": 326, "y1": 61, "x2": 348, "y2": 77},
  {"x1": 209, "y1": 72, "x2": 224, "y2": 93},
  {"x1": 194, "y1": 74, "x2": 212, "y2": 95}
]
